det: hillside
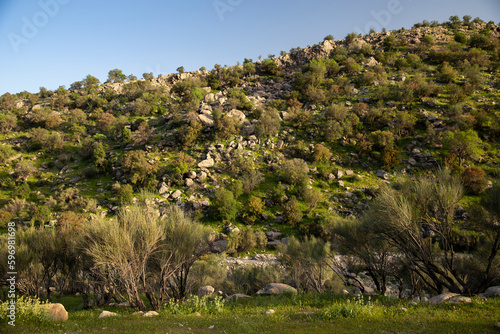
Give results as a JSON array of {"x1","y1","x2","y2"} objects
[{"x1": 0, "y1": 16, "x2": 499, "y2": 245}]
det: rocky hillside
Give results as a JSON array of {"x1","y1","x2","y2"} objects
[{"x1": 0, "y1": 17, "x2": 499, "y2": 249}]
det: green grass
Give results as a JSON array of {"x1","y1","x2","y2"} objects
[{"x1": 6, "y1": 294, "x2": 500, "y2": 334}]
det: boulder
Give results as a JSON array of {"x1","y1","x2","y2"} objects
[
  {"x1": 334, "y1": 169, "x2": 344, "y2": 179},
  {"x1": 170, "y1": 190, "x2": 182, "y2": 200},
  {"x1": 225, "y1": 294, "x2": 252, "y2": 302},
  {"x1": 143, "y1": 311, "x2": 159, "y2": 317},
  {"x1": 227, "y1": 109, "x2": 246, "y2": 124},
  {"x1": 40, "y1": 303, "x2": 68, "y2": 322},
  {"x1": 185, "y1": 178, "x2": 194, "y2": 187},
  {"x1": 197, "y1": 171, "x2": 207, "y2": 181},
  {"x1": 428, "y1": 293, "x2": 460, "y2": 305},
  {"x1": 198, "y1": 114, "x2": 215, "y2": 126},
  {"x1": 212, "y1": 240, "x2": 228, "y2": 253},
  {"x1": 265, "y1": 309, "x2": 276, "y2": 315},
  {"x1": 479, "y1": 286, "x2": 500, "y2": 299},
  {"x1": 198, "y1": 157, "x2": 215, "y2": 168},
  {"x1": 158, "y1": 182, "x2": 169, "y2": 195},
  {"x1": 257, "y1": 283, "x2": 297, "y2": 295},
  {"x1": 199, "y1": 285, "x2": 215, "y2": 297},
  {"x1": 449, "y1": 296, "x2": 472, "y2": 304},
  {"x1": 376, "y1": 170, "x2": 391, "y2": 180},
  {"x1": 98, "y1": 311, "x2": 119, "y2": 319}
]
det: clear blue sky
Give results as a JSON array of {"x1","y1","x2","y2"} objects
[{"x1": 1, "y1": 0, "x2": 499, "y2": 95}]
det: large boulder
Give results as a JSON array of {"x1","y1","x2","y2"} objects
[
  {"x1": 199, "y1": 285, "x2": 215, "y2": 297},
  {"x1": 257, "y1": 283, "x2": 297, "y2": 295},
  {"x1": 198, "y1": 156, "x2": 215, "y2": 168},
  {"x1": 40, "y1": 303, "x2": 68, "y2": 322},
  {"x1": 479, "y1": 286, "x2": 500, "y2": 299},
  {"x1": 227, "y1": 109, "x2": 246, "y2": 124},
  {"x1": 198, "y1": 114, "x2": 215, "y2": 126},
  {"x1": 428, "y1": 293, "x2": 460, "y2": 305}
]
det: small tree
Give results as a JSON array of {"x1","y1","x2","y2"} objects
[
  {"x1": 443, "y1": 129, "x2": 483, "y2": 166},
  {"x1": 107, "y1": 69, "x2": 126, "y2": 83}
]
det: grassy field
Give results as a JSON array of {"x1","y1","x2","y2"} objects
[{"x1": 5, "y1": 293, "x2": 500, "y2": 334}]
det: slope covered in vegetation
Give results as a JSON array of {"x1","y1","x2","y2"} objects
[{"x1": 1, "y1": 16, "x2": 500, "y2": 309}]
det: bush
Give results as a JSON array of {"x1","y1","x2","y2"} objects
[
  {"x1": 312, "y1": 144, "x2": 332, "y2": 163},
  {"x1": 281, "y1": 159, "x2": 309, "y2": 185},
  {"x1": 462, "y1": 167, "x2": 488, "y2": 194},
  {"x1": 211, "y1": 188, "x2": 239, "y2": 222},
  {"x1": 260, "y1": 59, "x2": 280, "y2": 76},
  {"x1": 122, "y1": 150, "x2": 159, "y2": 188},
  {"x1": 283, "y1": 196, "x2": 303, "y2": 225}
]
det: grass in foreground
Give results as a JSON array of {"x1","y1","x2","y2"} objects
[{"x1": 4, "y1": 293, "x2": 500, "y2": 334}]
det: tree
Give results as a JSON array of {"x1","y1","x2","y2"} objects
[
  {"x1": 177, "y1": 66, "x2": 185, "y2": 74},
  {"x1": 83, "y1": 75, "x2": 100, "y2": 93},
  {"x1": 279, "y1": 236, "x2": 334, "y2": 293},
  {"x1": 107, "y1": 69, "x2": 126, "y2": 83},
  {"x1": 443, "y1": 129, "x2": 483, "y2": 166},
  {"x1": 363, "y1": 169, "x2": 497, "y2": 294}
]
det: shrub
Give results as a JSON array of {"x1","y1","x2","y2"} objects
[
  {"x1": 255, "y1": 109, "x2": 281, "y2": 138},
  {"x1": 312, "y1": 144, "x2": 332, "y2": 162},
  {"x1": 260, "y1": 59, "x2": 280, "y2": 76},
  {"x1": 0, "y1": 145, "x2": 15, "y2": 164},
  {"x1": 281, "y1": 159, "x2": 309, "y2": 185},
  {"x1": 211, "y1": 188, "x2": 239, "y2": 222},
  {"x1": 462, "y1": 167, "x2": 488, "y2": 194},
  {"x1": 122, "y1": 150, "x2": 159, "y2": 188},
  {"x1": 283, "y1": 196, "x2": 303, "y2": 225}
]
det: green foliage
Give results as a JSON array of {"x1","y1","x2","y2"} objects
[
  {"x1": 462, "y1": 167, "x2": 488, "y2": 194},
  {"x1": 260, "y1": 59, "x2": 280, "y2": 76},
  {"x1": 283, "y1": 196, "x2": 303, "y2": 225},
  {"x1": 122, "y1": 150, "x2": 158, "y2": 188},
  {"x1": 107, "y1": 68, "x2": 127, "y2": 83},
  {"x1": 281, "y1": 159, "x2": 309, "y2": 185},
  {"x1": 443, "y1": 129, "x2": 484, "y2": 166},
  {"x1": 211, "y1": 188, "x2": 239, "y2": 222},
  {"x1": 163, "y1": 295, "x2": 225, "y2": 315}
]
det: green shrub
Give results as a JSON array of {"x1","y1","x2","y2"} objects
[
  {"x1": 0, "y1": 296, "x2": 51, "y2": 325},
  {"x1": 281, "y1": 159, "x2": 309, "y2": 185}
]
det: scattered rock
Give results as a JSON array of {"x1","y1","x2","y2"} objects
[
  {"x1": 449, "y1": 296, "x2": 472, "y2": 304},
  {"x1": 98, "y1": 311, "x2": 119, "y2": 319},
  {"x1": 117, "y1": 302, "x2": 131, "y2": 308},
  {"x1": 170, "y1": 190, "x2": 182, "y2": 200},
  {"x1": 185, "y1": 178, "x2": 194, "y2": 187},
  {"x1": 479, "y1": 286, "x2": 500, "y2": 299},
  {"x1": 158, "y1": 182, "x2": 169, "y2": 195},
  {"x1": 376, "y1": 170, "x2": 391, "y2": 180},
  {"x1": 199, "y1": 285, "x2": 215, "y2": 297},
  {"x1": 257, "y1": 283, "x2": 297, "y2": 295},
  {"x1": 198, "y1": 157, "x2": 215, "y2": 168},
  {"x1": 428, "y1": 293, "x2": 460, "y2": 305},
  {"x1": 143, "y1": 311, "x2": 159, "y2": 317},
  {"x1": 265, "y1": 309, "x2": 276, "y2": 315},
  {"x1": 40, "y1": 303, "x2": 68, "y2": 322}
]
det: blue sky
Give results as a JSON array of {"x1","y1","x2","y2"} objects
[{"x1": 0, "y1": 0, "x2": 499, "y2": 95}]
